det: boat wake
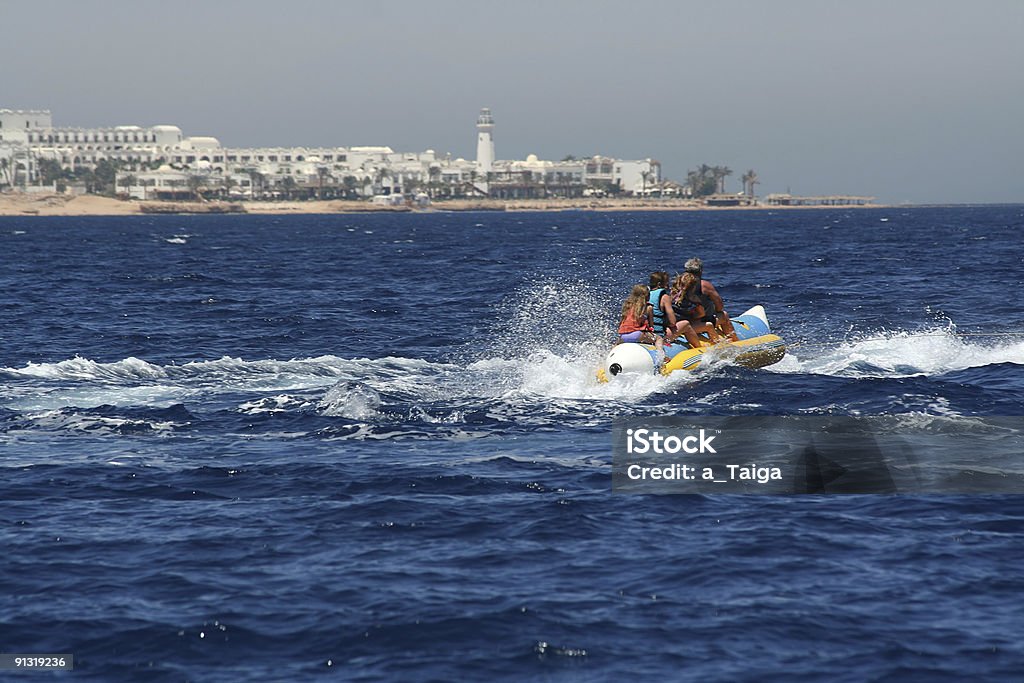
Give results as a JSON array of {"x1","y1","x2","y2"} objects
[
  {"x1": 3, "y1": 320, "x2": 1022, "y2": 441},
  {"x1": 772, "y1": 327, "x2": 1024, "y2": 378},
  {"x1": 3, "y1": 329, "x2": 1021, "y2": 414}
]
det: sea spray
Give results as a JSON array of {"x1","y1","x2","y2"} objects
[
  {"x1": 318, "y1": 382, "x2": 382, "y2": 420},
  {"x1": 772, "y1": 328, "x2": 1024, "y2": 378}
]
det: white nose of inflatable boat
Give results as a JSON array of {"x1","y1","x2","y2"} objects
[{"x1": 604, "y1": 344, "x2": 656, "y2": 377}]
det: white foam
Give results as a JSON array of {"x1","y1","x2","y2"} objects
[
  {"x1": 7, "y1": 356, "x2": 168, "y2": 382},
  {"x1": 3, "y1": 354, "x2": 437, "y2": 387},
  {"x1": 5, "y1": 384, "x2": 193, "y2": 412},
  {"x1": 318, "y1": 382, "x2": 381, "y2": 419},
  {"x1": 6, "y1": 326, "x2": 1019, "y2": 418},
  {"x1": 0, "y1": 353, "x2": 465, "y2": 412},
  {"x1": 772, "y1": 328, "x2": 1024, "y2": 378},
  {"x1": 465, "y1": 345, "x2": 697, "y2": 404},
  {"x1": 237, "y1": 394, "x2": 311, "y2": 415},
  {"x1": 18, "y1": 409, "x2": 181, "y2": 435}
]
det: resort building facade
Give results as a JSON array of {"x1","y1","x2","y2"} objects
[{"x1": 1, "y1": 108, "x2": 662, "y2": 200}]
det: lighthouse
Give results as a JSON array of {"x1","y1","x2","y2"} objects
[{"x1": 475, "y1": 108, "x2": 494, "y2": 177}]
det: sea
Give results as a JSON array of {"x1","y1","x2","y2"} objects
[{"x1": 1, "y1": 206, "x2": 1023, "y2": 681}]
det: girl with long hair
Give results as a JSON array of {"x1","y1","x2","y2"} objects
[{"x1": 617, "y1": 284, "x2": 658, "y2": 345}]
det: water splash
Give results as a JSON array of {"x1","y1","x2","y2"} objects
[
  {"x1": 5, "y1": 356, "x2": 168, "y2": 383},
  {"x1": 773, "y1": 328, "x2": 1024, "y2": 378},
  {"x1": 318, "y1": 382, "x2": 382, "y2": 419},
  {"x1": 6, "y1": 325, "x2": 1020, "y2": 426}
]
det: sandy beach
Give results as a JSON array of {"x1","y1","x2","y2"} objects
[{"x1": 0, "y1": 192, "x2": 884, "y2": 217}]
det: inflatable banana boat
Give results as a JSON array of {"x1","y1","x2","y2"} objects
[{"x1": 597, "y1": 305, "x2": 785, "y2": 381}]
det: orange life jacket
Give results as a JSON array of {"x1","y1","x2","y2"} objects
[{"x1": 618, "y1": 308, "x2": 652, "y2": 334}]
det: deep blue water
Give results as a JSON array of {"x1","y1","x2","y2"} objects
[{"x1": 2, "y1": 207, "x2": 1024, "y2": 681}]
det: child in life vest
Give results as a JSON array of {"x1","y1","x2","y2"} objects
[{"x1": 617, "y1": 284, "x2": 664, "y2": 350}]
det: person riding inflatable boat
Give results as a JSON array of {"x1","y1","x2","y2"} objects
[{"x1": 597, "y1": 305, "x2": 785, "y2": 381}]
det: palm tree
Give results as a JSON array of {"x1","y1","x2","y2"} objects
[
  {"x1": 342, "y1": 175, "x2": 358, "y2": 199},
  {"x1": 281, "y1": 175, "x2": 297, "y2": 200},
  {"x1": 74, "y1": 166, "x2": 97, "y2": 194},
  {"x1": 37, "y1": 159, "x2": 63, "y2": 186},
  {"x1": 687, "y1": 166, "x2": 716, "y2": 198},
  {"x1": 0, "y1": 158, "x2": 11, "y2": 188},
  {"x1": 92, "y1": 158, "x2": 120, "y2": 195},
  {"x1": 741, "y1": 169, "x2": 759, "y2": 197},
  {"x1": 374, "y1": 167, "x2": 390, "y2": 194},
  {"x1": 427, "y1": 165, "x2": 442, "y2": 198},
  {"x1": 247, "y1": 169, "x2": 264, "y2": 199},
  {"x1": 119, "y1": 174, "x2": 137, "y2": 199},
  {"x1": 685, "y1": 170, "x2": 700, "y2": 198},
  {"x1": 711, "y1": 166, "x2": 732, "y2": 194},
  {"x1": 688, "y1": 164, "x2": 711, "y2": 198},
  {"x1": 187, "y1": 174, "x2": 205, "y2": 201},
  {"x1": 316, "y1": 166, "x2": 330, "y2": 199},
  {"x1": 640, "y1": 169, "x2": 653, "y2": 196}
]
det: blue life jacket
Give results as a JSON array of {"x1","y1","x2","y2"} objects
[{"x1": 648, "y1": 288, "x2": 667, "y2": 334}]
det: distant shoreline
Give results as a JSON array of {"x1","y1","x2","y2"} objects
[{"x1": 0, "y1": 192, "x2": 901, "y2": 217}]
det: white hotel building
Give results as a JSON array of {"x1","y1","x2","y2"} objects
[{"x1": 1, "y1": 108, "x2": 661, "y2": 199}]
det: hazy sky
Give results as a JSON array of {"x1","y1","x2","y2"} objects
[{"x1": 3, "y1": 0, "x2": 1022, "y2": 203}]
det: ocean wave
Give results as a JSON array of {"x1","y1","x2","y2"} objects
[
  {"x1": 318, "y1": 382, "x2": 382, "y2": 419},
  {"x1": 1, "y1": 354, "x2": 444, "y2": 386},
  {"x1": 9, "y1": 406, "x2": 191, "y2": 436},
  {"x1": 772, "y1": 328, "x2": 1024, "y2": 378},
  {"x1": 5, "y1": 325, "x2": 1020, "y2": 423},
  {"x1": 4, "y1": 356, "x2": 169, "y2": 382},
  {"x1": 237, "y1": 394, "x2": 313, "y2": 415}
]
